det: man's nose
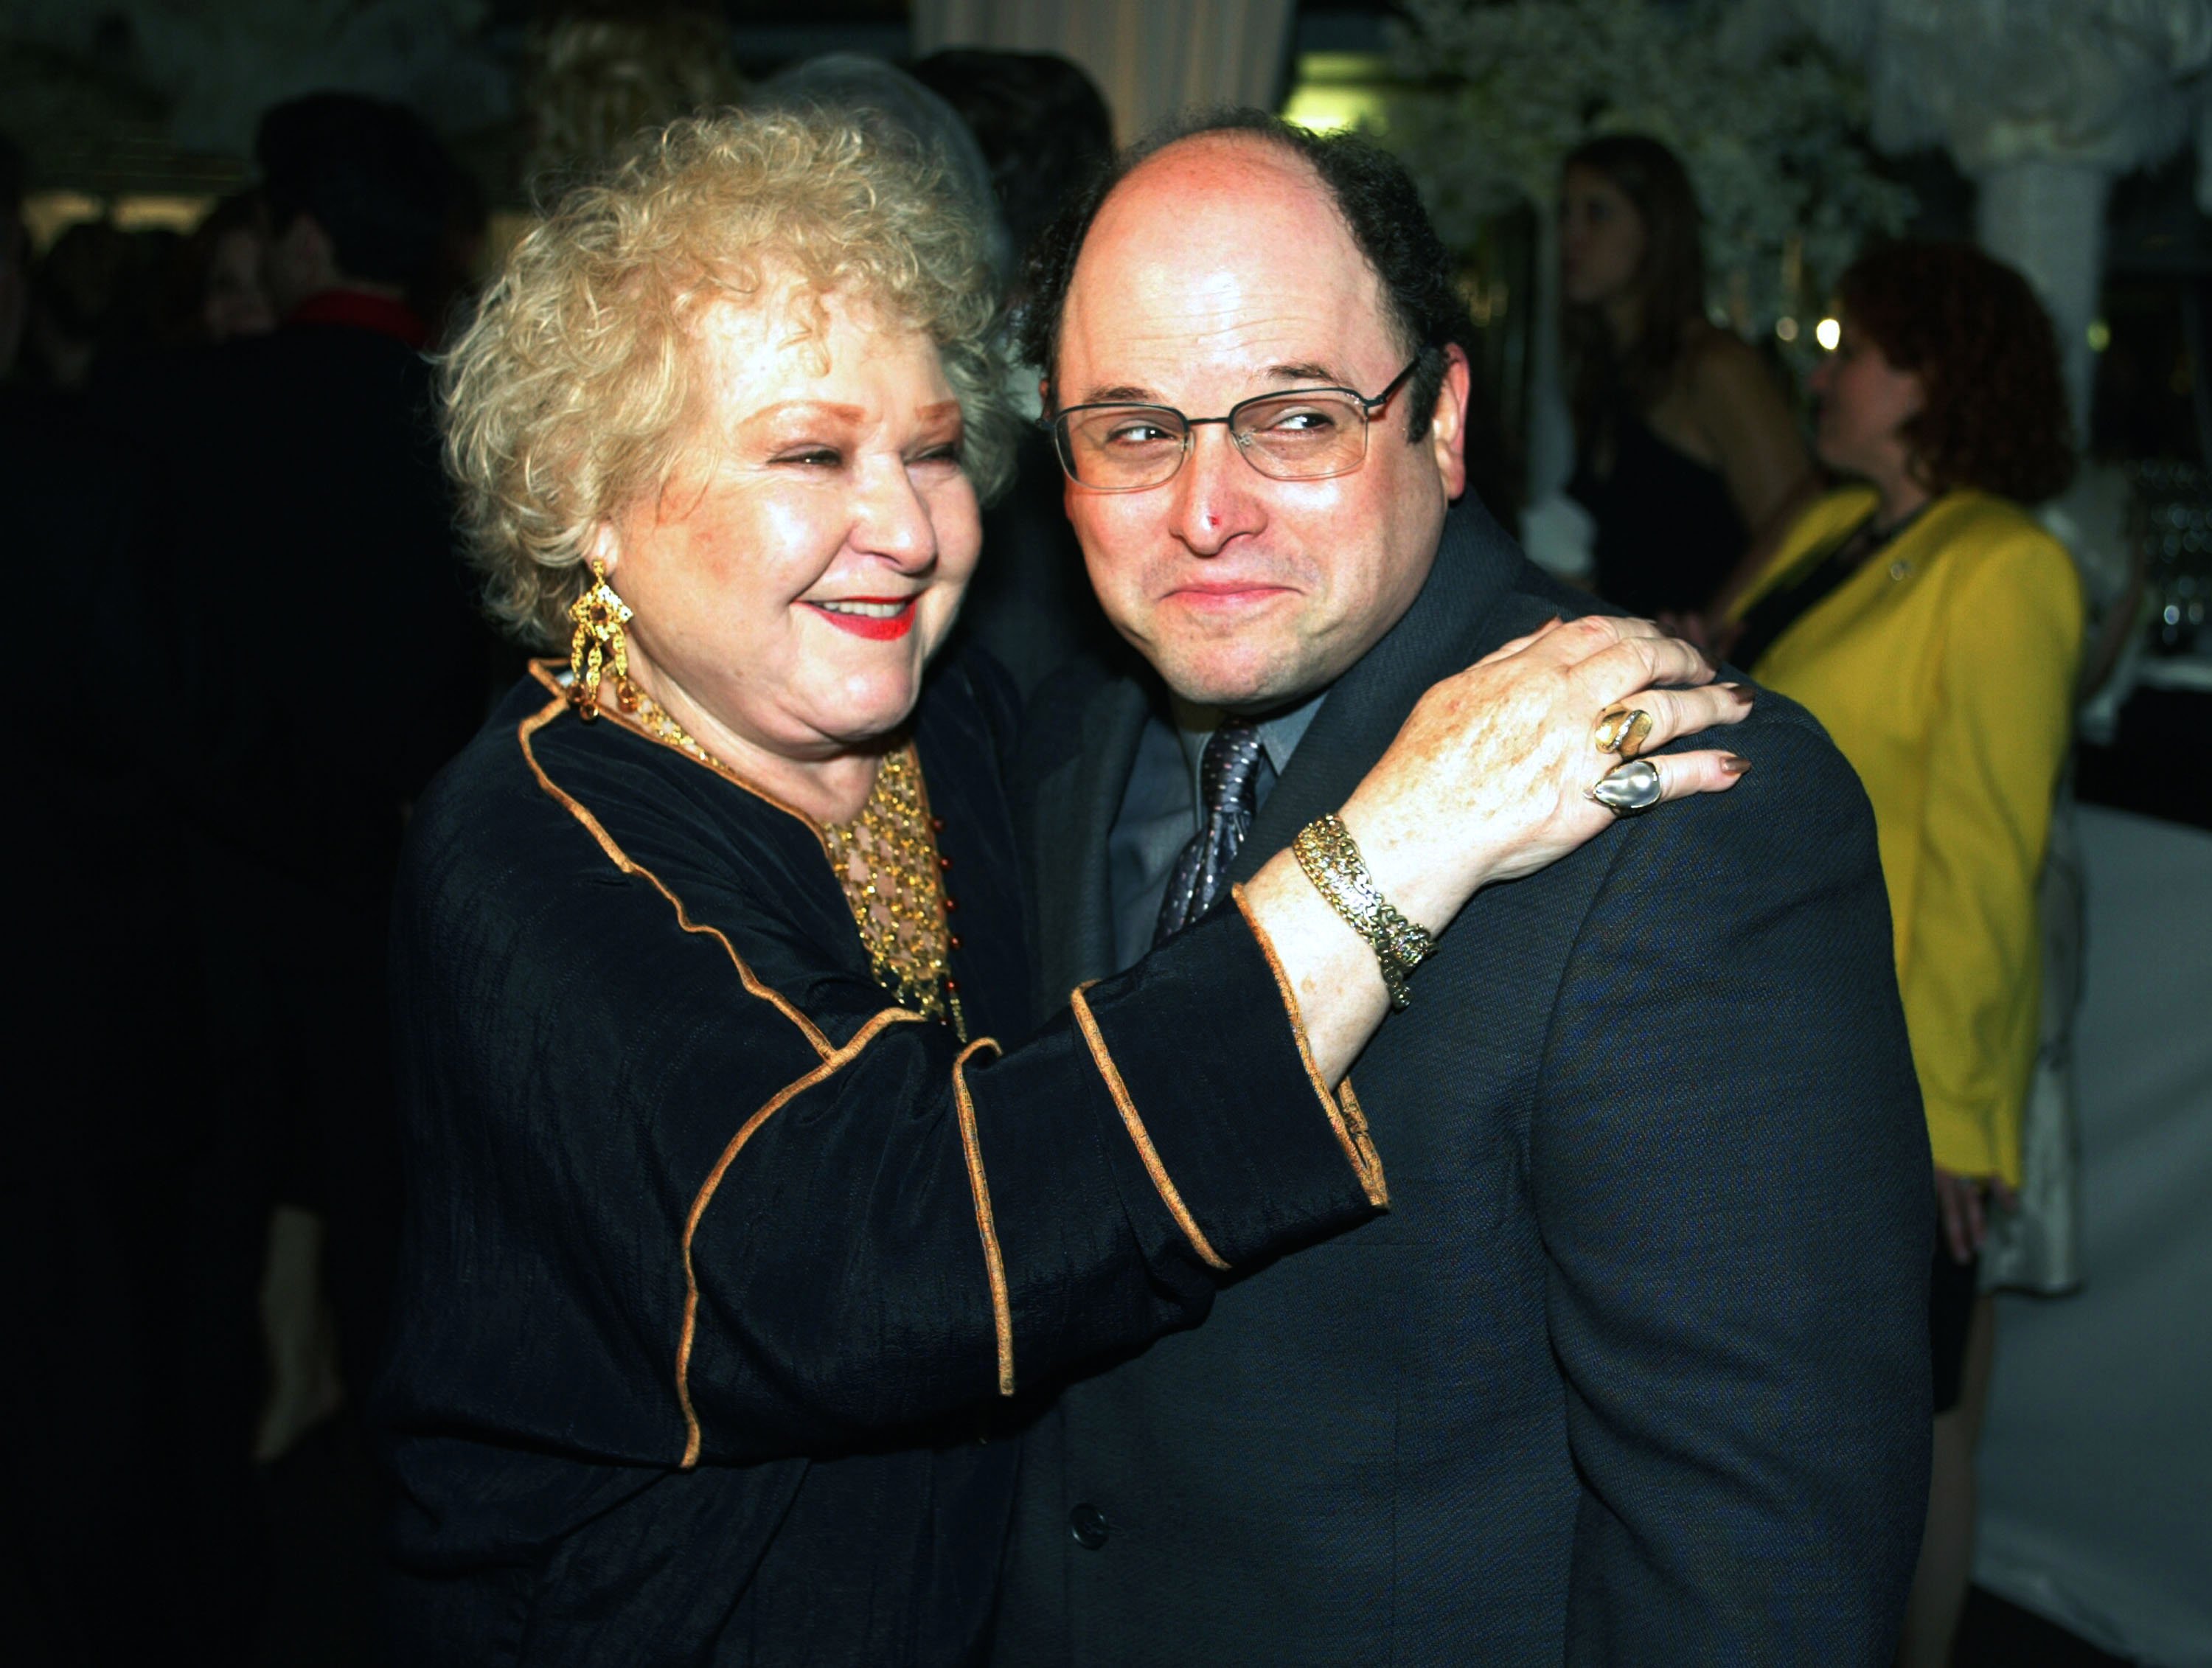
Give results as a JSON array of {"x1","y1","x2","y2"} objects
[{"x1": 1167, "y1": 424, "x2": 1265, "y2": 557}]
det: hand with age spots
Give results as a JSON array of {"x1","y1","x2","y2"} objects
[
  {"x1": 1241, "y1": 613, "x2": 1753, "y2": 1083},
  {"x1": 1340, "y1": 614, "x2": 1753, "y2": 925}
]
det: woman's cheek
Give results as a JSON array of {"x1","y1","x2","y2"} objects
[
  {"x1": 935, "y1": 478, "x2": 984, "y2": 584},
  {"x1": 754, "y1": 492, "x2": 839, "y2": 598}
]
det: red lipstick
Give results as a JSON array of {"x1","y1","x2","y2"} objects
[{"x1": 804, "y1": 597, "x2": 919, "y2": 641}]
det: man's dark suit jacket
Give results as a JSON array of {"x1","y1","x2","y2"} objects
[{"x1": 995, "y1": 498, "x2": 1933, "y2": 1665}]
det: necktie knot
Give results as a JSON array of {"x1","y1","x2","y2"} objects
[{"x1": 1155, "y1": 718, "x2": 1265, "y2": 945}]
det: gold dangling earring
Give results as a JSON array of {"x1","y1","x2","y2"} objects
[{"x1": 567, "y1": 559, "x2": 636, "y2": 721}]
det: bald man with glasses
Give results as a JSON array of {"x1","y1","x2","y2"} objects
[{"x1": 994, "y1": 112, "x2": 1932, "y2": 1667}]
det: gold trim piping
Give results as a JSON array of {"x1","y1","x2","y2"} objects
[
  {"x1": 672, "y1": 1005, "x2": 927, "y2": 1467},
  {"x1": 526, "y1": 657, "x2": 828, "y2": 836},
  {"x1": 517, "y1": 687, "x2": 835, "y2": 1060},
  {"x1": 952, "y1": 1036, "x2": 1015, "y2": 1395},
  {"x1": 1232, "y1": 884, "x2": 1390, "y2": 1208},
  {"x1": 511, "y1": 675, "x2": 954, "y2": 1464},
  {"x1": 1335, "y1": 1078, "x2": 1385, "y2": 1209},
  {"x1": 1068, "y1": 983, "x2": 1229, "y2": 1271}
]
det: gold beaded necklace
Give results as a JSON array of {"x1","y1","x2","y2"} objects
[
  {"x1": 818, "y1": 748, "x2": 966, "y2": 1040},
  {"x1": 621, "y1": 689, "x2": 966, "y2": 1041}
]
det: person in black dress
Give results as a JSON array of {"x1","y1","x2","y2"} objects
[
  {"x1": 1559, "y1": 133, "x2": 1817, "y2": 619},
  {"x1": 380, "y1": 108, "x2": 1750, "y2": 1664}
]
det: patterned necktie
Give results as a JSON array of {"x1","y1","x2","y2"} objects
[{"x1": 1154, "y1": 717, "x2": 1266, "y2": 945}]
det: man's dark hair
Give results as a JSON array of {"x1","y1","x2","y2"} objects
[
  {"x1": 256, "y1": 92, "x2": 455, "y2": 288},
  {"x1": 1019, "y1": 108, "x2": 1474, "y2": 442}
]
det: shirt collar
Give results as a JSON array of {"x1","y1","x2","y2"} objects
[{"x1": 1170, "y1": 686, "x2": 1331, "y2": 803}]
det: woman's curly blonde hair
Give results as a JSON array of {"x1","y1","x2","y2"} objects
[{"x1": 442, "y1": 106, "x2": 1018, "y2": 647}]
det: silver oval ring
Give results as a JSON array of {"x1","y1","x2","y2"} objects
[{"x1": 1587, "y1": 757, "x2": 1663, "y2": 818}]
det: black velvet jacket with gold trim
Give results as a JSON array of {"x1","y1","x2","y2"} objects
[{"x1": 375, "y1": 643, "x2": 1381, "y2": 1668}]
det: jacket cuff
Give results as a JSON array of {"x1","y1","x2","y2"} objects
[
  {"x1": 1926, "y1": 1102, "x2": 2005, "y2": 1184},
  {"x1": 1065, "y1": 897, "x2": 1388, "y2": 1269}
]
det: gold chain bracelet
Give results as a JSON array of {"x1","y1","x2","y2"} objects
[{"x1": 1292, "y1": 813, "x2": 1435, "y2": 1011}]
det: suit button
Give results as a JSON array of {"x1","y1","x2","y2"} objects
[{"x1": 1068, "y1": 1502, "x2": 1109, "y2": 1549}]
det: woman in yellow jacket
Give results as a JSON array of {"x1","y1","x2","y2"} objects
[{"x1": 1727, "y1": 241, "x2": 2081, "y2": 1668}]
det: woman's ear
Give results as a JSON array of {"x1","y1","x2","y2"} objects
[{"x1": 588, "y1": 520, "x2": 621, "y2": 577}]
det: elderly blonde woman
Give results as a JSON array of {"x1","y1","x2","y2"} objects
[{"x1": 378, "y1": 110, "x2": 1750, "y2": 1666}]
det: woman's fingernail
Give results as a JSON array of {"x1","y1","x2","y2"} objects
[
  {"x1": 1722, "y1": 681, "x2": 1756, "y2": 702},
  {"x1": 1721, "y1": 754, "x2": 1752, "y2": 775}
]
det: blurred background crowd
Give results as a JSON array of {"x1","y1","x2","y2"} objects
[{"x1": 1, "y1": 2, "x2": 2205, "y2": 1666}]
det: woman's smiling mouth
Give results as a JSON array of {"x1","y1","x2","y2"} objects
[{"x1": 805, "y1": 597, "x2": 919, "y2": 640}]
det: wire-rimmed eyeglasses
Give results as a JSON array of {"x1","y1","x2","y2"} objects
[{"x1": 1048, "y1": 358, "x2": 1423, "y2": 493}]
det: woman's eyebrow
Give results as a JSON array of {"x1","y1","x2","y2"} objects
[{"x1": 743, "y1": 400, "x2": 869, "y2": 425}]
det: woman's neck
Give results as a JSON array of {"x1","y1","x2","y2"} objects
[
  {"x1": 619, "y1": 658, "x2": 884, "y2": 827},
  {"x1": 1871, "y1": 468, "x2": 1933, "y2": 535},
  {"x1": 1601, "y1": 292, "x2": 1645, "y2": 356},
  {"x1": 737, "y1": 746, "x2": 883, "y2": 828}
]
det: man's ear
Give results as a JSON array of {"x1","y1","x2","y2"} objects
[
  {"x1": 1427, "y1": 343, "x2": 1472, "y2": 501},
  {"x1": 292, "y1": 212, "x2": 336, "y2": 268},
  {"x1": 265, "y1": 210, "x2": 341, "y2": 309}
]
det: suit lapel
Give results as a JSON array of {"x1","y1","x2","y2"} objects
[
  {"x1": 1232, "y1": 498, "x2": 1529, "y2": 883},
  {"x1": 1030, "y1": 672, "x2": 1154, "y2": 998}
]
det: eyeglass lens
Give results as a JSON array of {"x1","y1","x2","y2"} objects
[{"x1": 1057, "y1": 390, "x2": 1372, "y2": 490}]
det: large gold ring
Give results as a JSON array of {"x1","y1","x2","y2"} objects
[
  {"x1": 1586, "y1": 757, "x2": 1663, "y2": 818},
  {"x1": 1593, "y1": 707, "x2": 1655, "y2": 760}
]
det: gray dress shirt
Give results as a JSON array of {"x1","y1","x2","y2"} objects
[{"x1": 1105, "y1": 690, "x2": 1328, "y2": 973}]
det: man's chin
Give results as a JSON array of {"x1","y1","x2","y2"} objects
[{"x1": 1140, "y1": 642, "x2": 1328, "y2": 712}]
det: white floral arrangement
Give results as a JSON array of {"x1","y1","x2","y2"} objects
[{"x1": 1385, "y1": 0, "x2": 1917, "y2": 341}]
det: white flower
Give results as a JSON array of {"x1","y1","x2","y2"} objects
[{"x1": 1385, "y1": 0, "x2": 1916, "y2": 344}]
